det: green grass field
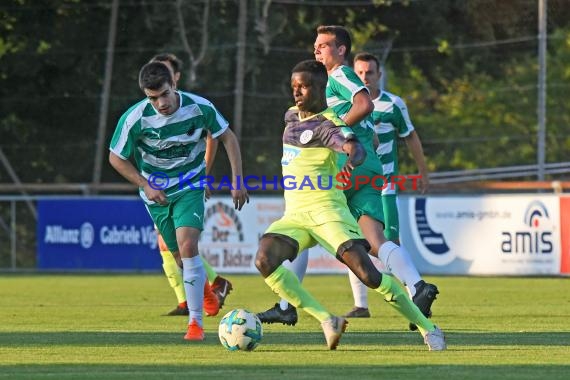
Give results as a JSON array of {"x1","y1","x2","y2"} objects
[{"x1": 1, "y1": 274, "x2": 569, "y2": 379}]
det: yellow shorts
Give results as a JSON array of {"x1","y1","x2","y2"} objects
[{"x1": 265, "y1": 206, "x2": 365, "y2": 256}]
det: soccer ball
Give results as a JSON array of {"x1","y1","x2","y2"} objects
[{"x1": 218, "y1": 308, "x2": 263, "y2": 351}]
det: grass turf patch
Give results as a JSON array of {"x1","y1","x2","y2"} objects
[{"x1": 0, "y1": 274, "x2": 569, "y2": 379}]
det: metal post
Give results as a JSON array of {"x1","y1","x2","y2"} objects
[
  {"x1": 10, "y1": 200, "x2": 16, "y2": 271},
  {"x1": 92, "y1": 0, "x2": 120, "y2": 190},
  {"x1": 379, "y1": 37, "x2": 394, "y2": 92},
  {"x1": 380, "y1": 64, "x2": 386, "y2": 91},
  {"x1": 537, "y1": 0, "x2": 547, "y2": 180},
  {"x1": 233, "y1": 0, "x2": 247, "y2": 140}
]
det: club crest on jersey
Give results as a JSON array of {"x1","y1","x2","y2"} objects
[
  {"x1": 281, "y1": 146, "x2": 300, "y2": 165},
  {"x1": 299, "y1": 130, "x2": 313, "y2": 144}
]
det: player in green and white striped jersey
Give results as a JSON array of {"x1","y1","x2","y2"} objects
[
  {"x1": 149, "y1": 53, "x2": 234, "y2": 318},
  {"x1": 109, "y1": 62, "x2": 248, "y2": 341},
  {"x1": 354, "y1": 52, "x2": 430, "y2": 237},
  {"x1": 315, "y1": 27, "x2": 437, "y2": 328},
  {"x1": 347, "y1": 52, "x2": 437, "y2": 329}
]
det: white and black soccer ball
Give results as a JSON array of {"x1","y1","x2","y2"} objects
[{"x1": 218, "y1": 308, "x2": 263, "y2": 351}]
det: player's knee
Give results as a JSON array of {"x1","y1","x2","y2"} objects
[
  {"x1": 255, "y1": 235, "x2": 296, "y2": 277},
  {"x1": 255, "y1": 248, "x2": 274, "y2": 277},
  {"x1": 177, "y1": 239, "x2": 198, "y2": 258},
  {"x1": 255, "y1": 237, "x2": 280, "y2": 277}
]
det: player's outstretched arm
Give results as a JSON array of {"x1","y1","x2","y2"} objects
[
  {"x1": 217, "y1": 128, "x2": 249, "y2": 210},
  {"x1": 404, "y1": 130, "x2": 429, "y2": 194}
]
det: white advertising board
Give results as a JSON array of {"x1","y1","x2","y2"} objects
[
  {"x1": 199, "y1": 196, "x2": 283, "y2": 273},
  {"x1": 199, "y1": 196, "x2": 350, "y2": 274},
  {"x1": 201, "y1": 195, "x2": 565, "y2": 276},
  {"x1": 399, "y1": 195, "x2": 561, "y2": 275}
]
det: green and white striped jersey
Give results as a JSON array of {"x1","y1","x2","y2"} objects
[
  {"x1": 109, "y1": 91, "x2": 228, "y2": 203},
  {"x1": 326, "y1": 65, "x2": 382, "y2": 174},
  {"x1": 371, "y1": 90, "x2": 415, "y2": 180}
]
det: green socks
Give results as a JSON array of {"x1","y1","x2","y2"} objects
[
  {"x1": 265, "y1": 266, "x2": 331, "y2": 322},
  {"x1": 375, "y1": 274, "x2": 435, "y2": 335}
]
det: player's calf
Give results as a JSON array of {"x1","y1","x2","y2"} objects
[{"x1": 339, "y1": 245, "x2": 382, "y2": 289}]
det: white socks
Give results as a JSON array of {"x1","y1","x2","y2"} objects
[
  {"x1": 378, "y1": 241, "x2": 422, "y2": 297},
  {"x1": 182, "y1": 256, "x2": 206, "y2": 326},
  {"x1": 348, "y1": 269, "x2": 369, "y2": 308},
  {"x1": 279, "y1": 249, "x2": 309, "y2": 310}
]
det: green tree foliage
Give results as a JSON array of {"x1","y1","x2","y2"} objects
[
  {"x1": 389, "y1": 25, "x2": 570, "y2": 176},
  {"x1": 0, "y1": 0, "x2": 569, "y2": 185}
]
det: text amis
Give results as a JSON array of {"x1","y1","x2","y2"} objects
[{"x1": 501, "y1": 231, "x2": 553, "y2": 254}]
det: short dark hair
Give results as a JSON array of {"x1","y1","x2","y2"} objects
[
  {"x1": 138, "y1": 62, "x2": 173, "y2": 91},
  {"x1": 291, "y1": 60, "x2": 328, "y2": 88},
  {"x1": 316, "y1": 25, "x2": 352, "y2": 56},
  {"x1": 149, "y1": 53, "x2": 183, "y2": 74},
  {"x1": 353, "y1": 52, "x2": 380, "y2": 71}
]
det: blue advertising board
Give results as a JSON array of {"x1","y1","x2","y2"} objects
[{"x1": 37, "y1": 198, "x2": 161, "y2": 270}]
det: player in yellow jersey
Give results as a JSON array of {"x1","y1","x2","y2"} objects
[
  {"x1": 254, "y1": 60, "x2": 446, "y2": 350},
  {"x1": 258, "y1": 26, "x2": 439, "y2": 332}
]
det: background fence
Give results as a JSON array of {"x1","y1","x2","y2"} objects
[
  {"x1": 1, "y1": 0, "x2": 569, "y2": 269},
  {"x1": 1, "y1": 0, "x2": 569, "y2": 185}
]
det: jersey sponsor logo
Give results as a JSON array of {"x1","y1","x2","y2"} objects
[
  {"x1": 281, "y1": 146, "x2": 300, "y2": 166},
  {"x1": 299, "y1": 130, "x2": 313, "y2": 144},
  {"x1": 500, "y1": 200, "x2": 553, "y2": 254},
  {"x1": 186, "y1": 121, "x2": 206, "y2": 138},
  {"x1": 152, "y1": 144, "x2": 194, "y2": 159}
]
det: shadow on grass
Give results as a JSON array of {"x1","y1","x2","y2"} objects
[
  {"x1": 0, "y1": 330, "x2": 569, "y2": 347},
  {"x1": 0, "y1": 363, "x2": 569, "y2": 380}
]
